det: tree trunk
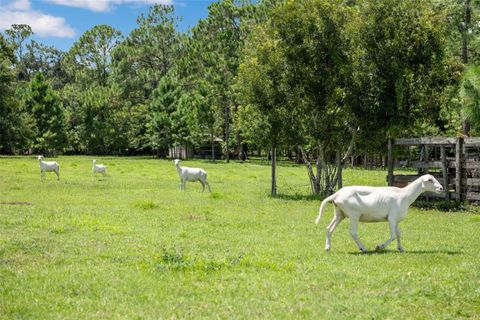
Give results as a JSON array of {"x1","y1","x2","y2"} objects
[
  {"x1": 224, "y1": 104, "x2": 230, "y2": 163},
  {"x1": 462, "y1": 0, "x2": 471, "y2": 64},
  {"x1": 237, "y1": 132, "x2": 243, "y2": 161},
  {"x1": 211, "y1": 132, "x2": 215, "y2": 162},
  {"x1": 234, "y1": 103, "x2": 243, "y2": 161},
  {"x1": 271, "y1": 147, "x2": 277, "y2": 196},
  {"x1": 462, "y1": 119, "x2": 471, "y2": 137},
  {"x1": 299, "y1": 146, "x2": 320, "y2": 194},
  {"x1": 461, "y1": 0, "x2": 471, "y2": 136},
  {"x1": 336, "y1": 151, "x2": 342, "y2": 189}
]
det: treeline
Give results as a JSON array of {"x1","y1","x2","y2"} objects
[{"x1": 1, "y1": 0, "x2": 479, "y2": 194}]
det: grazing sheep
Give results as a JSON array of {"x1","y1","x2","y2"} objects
[
  {"x1": 37, "y1": 155, "x2": 60, "y2": 181},
  {"x1": 315, "y1": 174, "x2": 444, "y2": 253},
  {"x1": 174, "y1": 159, "x2": 211, "y2": 192},
  {"x1": 92, "y1": 159, "x2": 107, "y2": 177}
]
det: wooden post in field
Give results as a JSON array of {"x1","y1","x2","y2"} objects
[
  {"x1": 387, "y1": 139, "x2": 394, "y2": 186},
  {"x1": 456, "y1": 137, "x2": 463, "y2": 202},
  {"x1": 271, "y1": 147, "x2": 277, "y2": 196},
  {"x1": 336, "y1": 151, "x2": 342, "y2": 189},
  {"x1": 441, "y1": 146, "x2": 450, "y2": 201},
  {"x1": 424, "y1": 145, "x2": 430, "y2": 201}
]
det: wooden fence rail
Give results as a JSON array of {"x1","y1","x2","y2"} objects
[{"x1": 387, "y1": 137, "x2": 480, "y2": 202}]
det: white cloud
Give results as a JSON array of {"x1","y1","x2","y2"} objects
[
  {"x1": 45, "y1": 0, "x2": 173, "y2": 12},
  {"x1": 0, "y1": 0, "x2": 75, "y2": 38},
  {"x1": 5, "y1": 0, "x2": 31, "y2": 10}
]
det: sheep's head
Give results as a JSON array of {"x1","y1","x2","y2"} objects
[
  {"x1": 174, "y1": 159, "x2": 180, "y2": 166},
  {"x1": 93, "y1": 159, "x2": 96, "y2": 164},
  {"x1": 37, "y1": 155, "x2": 43, "y2": 161},
  {"x1": 421, "y1": 174, "x2": 444, "y2": 193}
]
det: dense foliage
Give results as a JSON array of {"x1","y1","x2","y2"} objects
[{"x1": 1, "y1": 0, "x2": 479, "y2": 192}]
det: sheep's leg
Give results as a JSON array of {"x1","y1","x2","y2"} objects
[
  {"x1": 204, "y1": 180, "x2": 211, "y2": 192},
  {"x1": 395, "y1": 224, "x2": 404, "y2": 253},
  {"x1": 375, "y1": 218, "x2": 396, "y2": 251},
  {"x1": 199, "y1": 180, "x2": 205, "y2": 192},
  {"x1": 349, "y1": 218, "x2": 367, "y2": 253},
  {"x1": 325, "y1": 207, "x2": 344, "y2": 251}
]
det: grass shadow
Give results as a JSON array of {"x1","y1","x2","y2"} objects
[
  {"x1": 348, "y1": 249, "x2": 463, "y2": 255},
  {"x1": 348, "y1": 249, "x2": 397, "y2": 255},
  {"x1": 405, "y1": 249, "x2": 463, "y2": 255},
  {"x1": 271, "y1": 193, "x2": 320, "y2": 202},
  {"x1": 0, "y1": 201, "x2": 33, "y2": 206}
]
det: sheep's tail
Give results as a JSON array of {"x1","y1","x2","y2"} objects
[{"x1": 315, "y1": 193, "x2": 337, "y2": 224}]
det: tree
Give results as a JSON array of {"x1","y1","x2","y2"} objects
[
  {"x1": 0, "y1": 34, "x2": 28, "y2": 153},
  {"x1": 239, "y1": 0, "x2": 353, "y2": 195},
  {"x1": 434, "y1": 0, "x2": 480, "y2": 135},
  {"x1": 64, "y1": 25, "x2": 123, "y2": 87},
  {"x1": 22, "y1": 41, "x2": 66, "y2": 88},
  {"x1": 23, "y1": 72, "x2": 67, "y2": 155},
  {"x1": 350, "y1": 0, "x2": 458, "y2": 150},
  {"x1": 147, "y1": 76, "x2": 181, "y2": 157},
  {"x1": 459, "y1": 65, "x2": 480, "y2": 134},
  {"x1": 186, "y1": 0, "x2": 255, "y2": 162},
  {"x1": 237, "y1": 25, "x2": 290, "y2": 196},
  {"x1": 271, "y1": 0, "x2": 355, "y2": 195},
  {"x1": 4, "y1": 24, "x2": 33, "y2": 81},
  {"x1": 113, "y1": 4, "x2": 181, "y2": 105}
]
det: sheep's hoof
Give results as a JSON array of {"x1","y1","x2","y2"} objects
[
  {"x1": 360, "y1": 248, "x2": 367, "y2": 254},
  {"x1": 398, "y1": 247, "x2": 405, "y2": 253},
  {"x1": 325, "y1": 246, "x2": 331, "y2": 252},
  {"x1": 375, "y1": 245, "x2": 383, "y2": 251}
]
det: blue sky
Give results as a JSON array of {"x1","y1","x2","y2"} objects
[{"x1": 0, "y1": 0, "x2": 216, "y2": 51}]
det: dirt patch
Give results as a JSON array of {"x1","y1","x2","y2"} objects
[{"x1": 188, "y1": 214, "x2": 210, "y2": 221}]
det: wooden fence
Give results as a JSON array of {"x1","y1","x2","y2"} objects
[{"x1": 387, "y1": 137, "x2": 480, "y2": 202}]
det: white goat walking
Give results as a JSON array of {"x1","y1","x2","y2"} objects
[
  {"x1": 315, "y1": 174, "x2": 444, "y2": 253},
  {"x1": 37, "y1": 155, "x2": 60, "y2": 180},
  {"x1": 92, "y1": 159, "x2": 107, "y2": 177},
  {"x1": 174, "y1": 159, "x2": 211, "y2": 192}
]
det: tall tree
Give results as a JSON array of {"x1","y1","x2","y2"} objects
[
  {"x1": 113, "y1": 4, "x2": 181, "y2": 105},
  {"x1": 436, "y1": 0, "x2": 480, "y2": 135},
  {"x1": 23, "y1": 72, "x2": 67, "y2": 155},
  {"x1": 187, "y1": 0, "x2": 254, "y2": 162},
  {"x1": 350, "y1": 0, "x2": 457, "y2": 148},
  {"x1": 64, "y1": 25, "x2": 123, "y2": 87},
  {"x1": 22, "y1": 41, "x2": 66, "y2": 88},
  {"x1": 4, "y1": 24, "x2": 33, "y2": 81},
  {"x1": 237, "y1": 25, "x2": 290, "y2": 196},
  {"x1": 0, "y1": 34, "x2": 28, "y2": 153},
  {"x1": 146, "y1": 76, "x2": 181, "y2": 157}
]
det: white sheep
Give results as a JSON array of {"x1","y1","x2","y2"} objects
[
  {"x1": 37, "y1": 155, "x2": 60, "y2": 181},
  {"x1": 315, "y1": 174, "x2": 444, "y2": 253},
  {"x1": 174, "y1": 159, "x2": 211, "y2": 192},
  {"x1": 92, "y1": 159, "x2": 107, "y2": 177}
]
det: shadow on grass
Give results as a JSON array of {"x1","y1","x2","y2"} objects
[
  {"x1": 348, "y1": 249, "x2": 463, "y2": 255},
  {"x1": 271, "y1": 193, "x2": 321, "y2": 202}
]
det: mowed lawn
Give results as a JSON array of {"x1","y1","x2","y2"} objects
[{"x1": 0, "y1": 156, "x2": 479, "y2": 319}]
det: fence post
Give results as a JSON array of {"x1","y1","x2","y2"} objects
[
  {"x1": 388, "y1": 139, "x2": 394, "y2": 186},
  {"x1": 441, "y1": 146, "x2": 450, "y2": 201},
  {"x1": 336, "y1": 151, "x2": 342, "y2": 189},
  {"x1": 456, "y1": 137, "x2": 463, "y2": 202}
]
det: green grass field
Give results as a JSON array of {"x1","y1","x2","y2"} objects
[{"x1": 1, "y1": 156, "x2": 479, "y2": 319}]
